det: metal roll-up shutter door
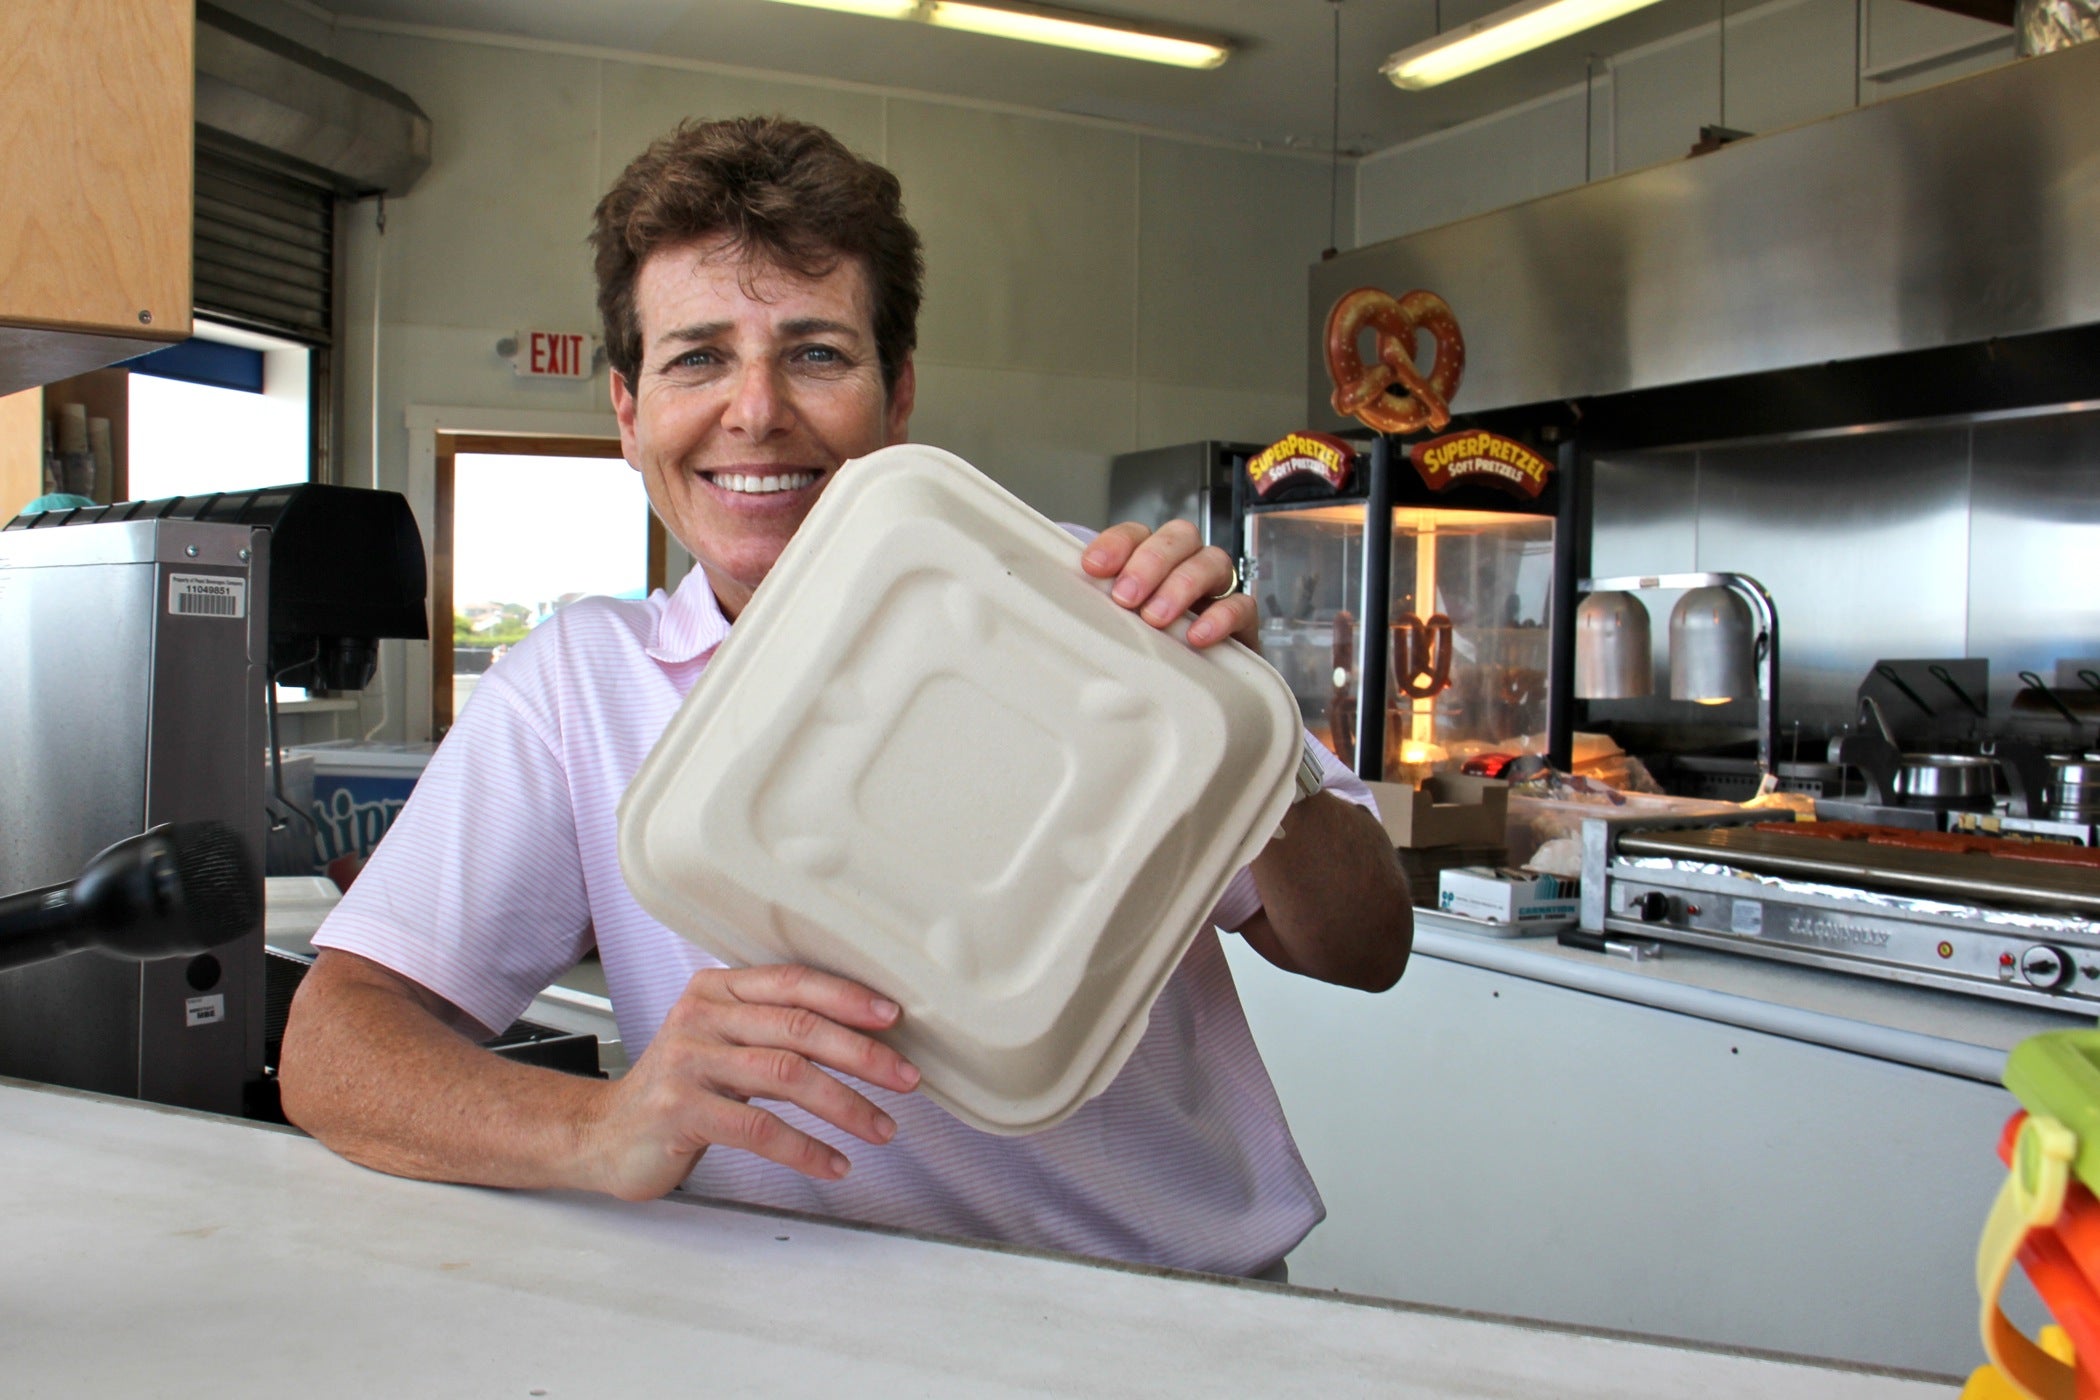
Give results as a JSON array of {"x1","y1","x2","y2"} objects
[{"x1": 193, "y1": 150, "x2": 334, "y2": 345}]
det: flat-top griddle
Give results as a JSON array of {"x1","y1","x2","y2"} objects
[{"x1": 1584, "y1": 816, "x2": 2100, "y2": 1009}]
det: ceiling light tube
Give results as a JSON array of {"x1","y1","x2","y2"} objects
[
  {"x1": 766, "y1": 0, "x2": 921, "y2": 17},
  {"x1": 927, "y1": 2, "x2": 1229, "y2": 67},
  {"x1": 1382, "y1": 0, "x2": 1668, "y2": 89},
  {"x1": 760, "y1": 0, "x2": 1230, "y2": 68}
]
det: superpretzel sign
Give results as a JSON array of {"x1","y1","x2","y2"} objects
[{"x1": 1408, "y1": 430, "x2": 1552, "y2": 500}]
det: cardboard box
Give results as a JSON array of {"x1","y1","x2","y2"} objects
[
  {"x1": 1365, "y1": 774, "x2": 1510, "y2": 849},
  {"x1": 1437, "y1": 866, "x2": 1579, "y2": 925}
]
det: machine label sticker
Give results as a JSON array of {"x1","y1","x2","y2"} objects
[
  {"x1": 1731, "y1": 899, "x2": 1764, "y2": 936},
  {"x1": 168, "y1": 573, "x2": 247, "y2": 619},
  {"x1": 1409, "y1": 430, "x2": 1553, "y2": 499},
  {"x1": 1249, "y1": 432, "x2": 1356, "y2": 498},
  {"x1": 185, "y1": 994, "x2": 225, "y2": 1028}
]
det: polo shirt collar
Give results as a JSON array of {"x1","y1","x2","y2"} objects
[{"x1": 646, "y1": 565, "x2": 733, "y2": 664}]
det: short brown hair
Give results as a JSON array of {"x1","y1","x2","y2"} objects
[{"x1": 590, "y1": 116, "x2": 923, "y2": 394}]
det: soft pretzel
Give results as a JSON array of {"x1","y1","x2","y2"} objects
[
  {"x1": 1391, "y1": 612, "x2": 1454, "y2": 699},
  {"x1": 1325, "y1": 288, "x2": 1466, "y2": 435},
  {"x1": 1327, "y1": 610, "x2": 1357, "y2": 768}
]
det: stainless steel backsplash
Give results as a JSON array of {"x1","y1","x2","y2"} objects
[{"x1": 1590, "y1": 404, "x2": 2100, "y2": 738}]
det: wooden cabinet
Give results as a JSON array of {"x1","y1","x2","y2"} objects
[{"x1": 0, "y1": 0, "x2": 193, "y2": 398}]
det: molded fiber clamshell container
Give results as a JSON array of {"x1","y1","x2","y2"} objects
[{"x1": 617, "y1": 444, "x2": 1302, "y2": 1135}]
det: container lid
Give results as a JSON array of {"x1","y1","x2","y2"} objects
[
  {"x1": 617, "y1": 444, "x2": 1303, "y2": 1135},
  {"x1": 288, "y1": 740, "x2": 437, "y2": 773},
  {"x1": 2005, "y1": 1030, "x2": 2100, "y2": 1197}
]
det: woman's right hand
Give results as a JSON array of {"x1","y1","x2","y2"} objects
[{"x1": 578, "y1": 963, "x2": 922, "y2": 1201}]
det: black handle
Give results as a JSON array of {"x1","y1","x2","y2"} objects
[
  {"x1": 1876, "y1": 663, "x2": 1934, "y2": 717},
  {"x1": 2020, "y1": 670, "x2": 2083, "y2": 728},
  {"x1": 1928, "y1": 664, "x2": 1987, "y2": 718}
]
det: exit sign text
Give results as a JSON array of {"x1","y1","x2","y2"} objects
[{"x1": 504, "y1": 330, "x2": 599, "y2": 380}]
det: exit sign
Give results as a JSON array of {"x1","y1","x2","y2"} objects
[{"x1": 504, "y1": 329, "x2": 599, "y2": 380}]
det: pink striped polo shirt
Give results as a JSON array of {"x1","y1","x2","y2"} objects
[{"x1": 313, "y1": 562, "x2": 1374, "y2": 1276}]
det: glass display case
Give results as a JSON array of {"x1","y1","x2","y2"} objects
[{"x1": 1244, "y1": 437, "x2": 1564, "y2": 783}]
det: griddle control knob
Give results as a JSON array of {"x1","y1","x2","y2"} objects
[
  {"x1": 1631, "y1": 892, "x2": 1671, "y2": 923},
  {"x1": 2020, "y1": 945, "x2": 2074, "y2": 991}
]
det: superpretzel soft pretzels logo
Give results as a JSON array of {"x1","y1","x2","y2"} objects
[{"x1": 1324, "y1": 287, "x2": 1466, "y2": 436}]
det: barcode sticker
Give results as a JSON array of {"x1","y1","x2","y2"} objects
[
  {"x1": 185, "y1": 994, "x2": 225, "y2": 1028},
  {"x1": 168, "y1": 573, "x2": 246, "y2": 619}
]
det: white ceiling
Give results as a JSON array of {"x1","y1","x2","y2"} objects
[{"x1": 314, "y1": 0, "x2": 1747, "y2": 153}]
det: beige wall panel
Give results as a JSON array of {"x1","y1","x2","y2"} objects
[
  {"x1": 1721, "y1": 0, "x2": 1860, "y2": 137},
  {"x1": 907, "y1": 363, "x2": 1133, "y2": 528},
  {"x1": 1357, "y1": 93, "x2": 1586, "y2": 245},
  {"x1": 1869, "y1": 2, "x2": 2016, "y2": 101},
  {"x1": 384, "y1": 325, "x2": 613, "y2": 424},
  {"x1": 333, "y1": 34, "x2": 602, "y2": 334},
  {"x1": 598, "y1": 65, "x2": 887, "y2": 189},
  {"x1": 1614, "y1": 36, "x2": 1725, "y2": 173},
  {"x1": 1867, "y1": 0, "x2": 2010, "y2": 76},
  {"x1": 886, "y1": 102, "x2": 1137, "y2": 377},
  {"x1": 341, "y1": 313, "x2": 617, "y2": 500},
  {"x1": 1135, "y1": 383, "x2": 1305, "y2": 458},
  {"x1": 1136, "y1": 140, "x2": 1335, "y2": 393}
]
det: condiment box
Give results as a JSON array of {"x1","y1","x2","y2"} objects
[
  {"x1": 1437, "y1": 866, "x2": 1579, "y2": 925},
  {"x1": 617, "y1": 444, "x2": 1304, "y2": 1136},
  {"x1": 1364, "y1": 774, "x2": 1509, "y2": 849}
]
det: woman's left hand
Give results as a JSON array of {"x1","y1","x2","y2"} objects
[{"x1": 1080, "y1": 520, "x2": 1258, "y2": 651}]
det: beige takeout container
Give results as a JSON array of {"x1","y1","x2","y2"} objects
[{"x1": 617, "y1": 444, "x2": 1303, "y2": 1134}]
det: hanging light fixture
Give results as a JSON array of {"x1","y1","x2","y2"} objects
[
  {"x1": 1381, "y1": 0, "x2": 1669, "y2": 90},
  {"x1": 1668, "y1": 585, "x2": 1755, "y2": 704},
  {"x1": 762, "y1": 0, "x2": 1233, "y2": 69},
  {"x1": 1574, "y1": 590, "x2": 1652, "y2": 699},
  {"x1": 1577, "y1": 571, "x2": 1780, "y2": 781}
]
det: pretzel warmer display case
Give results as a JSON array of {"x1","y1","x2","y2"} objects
[{"x1": 1240, "y1": 424, "x2": 1575, "y2": 785}]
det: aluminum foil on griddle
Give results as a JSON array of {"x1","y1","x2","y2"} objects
[{"x1": 1619, "y1": 855, "x2": 2100, "y2": 939}]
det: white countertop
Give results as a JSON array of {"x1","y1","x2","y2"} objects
[
  {"x1": 0, "y1": 1079, "x2": 1955, "y2": 1398},
  {"x1": 1413, "y1": 908, "x2": 2093, "y2": 1082}
]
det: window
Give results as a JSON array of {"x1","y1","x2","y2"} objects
[
  {"x1": 434, "y1": 434, "x2": 666, "y2": 734},
  {"x1": 127, "y1": 320, "x2": 312, "y2": 500}
]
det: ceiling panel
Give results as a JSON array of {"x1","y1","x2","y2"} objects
[{"x1": 313, "y1": 0, "x2": 1831, "y2": 153}]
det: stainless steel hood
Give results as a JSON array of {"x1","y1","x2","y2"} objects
[
  {"x1": 196, "y1": 3, "x2": 431, "y2": 197},
  {"x1": 1309, "y1": 42, "x2": 2100, "y2": 423}
]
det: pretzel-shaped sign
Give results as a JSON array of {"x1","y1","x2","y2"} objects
[
  {"x1": 1325, "y1": 288, "x2": 1466, "y2": 436},
  {"x1": 1390, "y1": 612, "x2": 1455, "y2": 700}
]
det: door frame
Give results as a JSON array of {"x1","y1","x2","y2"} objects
[
  {"x1": 402, "y1": 406, "x2": 650, "y2": 742},
  {"x1": 432, "y1": 431, "x2": 667, "y2": 736}
]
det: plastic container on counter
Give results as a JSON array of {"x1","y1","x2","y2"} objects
[
  {"x1": 618, "y1": 443, "x2": 1303, "y2": 1136},
  {"x1": 1968, "y1": 1030, "x2": 2100, "y2": 1398},
  {"x1": 287, "y1": 739, "x2": 438, "y2": 873}
]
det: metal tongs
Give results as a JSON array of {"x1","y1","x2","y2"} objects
[{"x1": 2007, "y1": 671, "x2": 2091, "y2": 751}]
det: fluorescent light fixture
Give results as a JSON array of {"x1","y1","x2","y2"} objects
[
  {"x1": 1382, "y1": 0, "x2": 1667, "y2": 89},
  {"x1": 928, "y1": 2, "x2": 1229, "y2": 67},
  {"x1": 767, "y1": 0, "x2": 920, "y2": 17},
  {"x1": 759, "y1": 0, "x2": 1231, "y2": 69}
]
